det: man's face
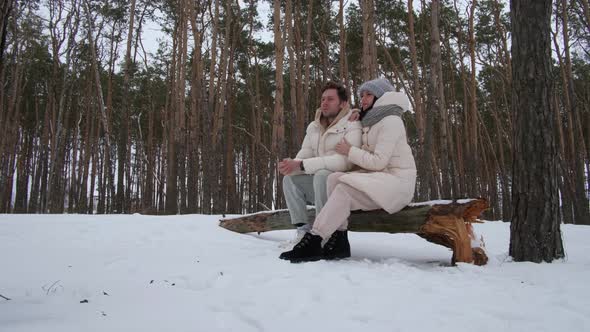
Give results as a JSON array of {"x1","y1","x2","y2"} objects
[
  {"x1": 360, "y1": 91, "x2": 376, "y2": 111},
  {"x1": 320, "y1": 89, "x2": 346, "y2": 118}
]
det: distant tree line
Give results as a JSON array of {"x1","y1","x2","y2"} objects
[{"x1": 0, "y1": 0, "x2": 588, "y2": 225}]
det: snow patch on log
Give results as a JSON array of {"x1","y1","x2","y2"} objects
[{"x1": 409, "y1": 199, "x2": 476, "y2": 207}]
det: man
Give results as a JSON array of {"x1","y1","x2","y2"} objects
[{"x1": 278, "y1": 81, "x2": 362, "y2": 251}]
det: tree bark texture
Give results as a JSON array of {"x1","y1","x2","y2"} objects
[{"x1": 509, "y1": 0, "x2": 564, "y2": 262}]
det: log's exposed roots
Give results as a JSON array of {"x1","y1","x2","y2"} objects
[
  {"x1": 220, "y1": 199, "x2": 490, "y2": 265},
  {"x1": 472, "y1": 247, "x2": 489, "y2": 266},
  {"x1": 418, "y1": 199, "x2": 490, "y2": 266}
]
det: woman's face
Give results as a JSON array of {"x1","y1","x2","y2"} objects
[{"x1": 360, "y1": 91, "x2": 376, "y2": 111}]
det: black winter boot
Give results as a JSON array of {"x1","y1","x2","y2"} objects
[
  {"x1": 279, "y1": 232, "x2": 323, "y2": 263},
  {"x1": 322, "y1": 230, "x2": 351, "y2": 260}
]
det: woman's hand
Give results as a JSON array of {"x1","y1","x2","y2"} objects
[
  {"x1": 335, "y1": 138, "x2": 352, "y2": 156},
  {"x1": 348, "y1": 109, "x2": 360, "y2": 121}
]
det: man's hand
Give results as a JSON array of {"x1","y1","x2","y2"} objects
[
  {"x1": 335, "y1": 138, "x2": 352, "y2": 156},
  {"x1": 348, "y1": 109, "x2": 361, "y2": 121},
  {"x1": 278, "y1": 158, "x2": 302, "y2": 175}
]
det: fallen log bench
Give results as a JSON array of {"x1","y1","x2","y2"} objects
[{"x1": 219, "y1": 198, "x2": 489, "y2": 266}]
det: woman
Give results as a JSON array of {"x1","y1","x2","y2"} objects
[{"x1": 279, "y1": 78, "x2": 417, "y2": 263}]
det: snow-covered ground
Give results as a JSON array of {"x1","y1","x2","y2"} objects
[{"x1": 1, "y1": 214, "x2": 589, "y2": 332}]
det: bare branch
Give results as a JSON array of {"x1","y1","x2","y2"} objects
[{"x1": 231, "y1": 125, "x2": 271, "y2": 155}]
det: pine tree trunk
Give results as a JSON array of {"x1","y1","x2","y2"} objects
[
  {"x1": 78, "y1": 87, "x2": 94, "y2": 213},
  {"x1": 187, "y1": 0, "x2": 203, "y2": 214},
  {"x1": 303, "y1": 1, "x2": 313, "y2": 123},
  {"x1": 509, "y1": 0, "x2": 564, "y2": 262},
  {"x1": 0, "y1": 39, "x2": 23, "y2": 213},
  {"x1": 552, "y1": 10, "x2": 582, "y2": 225},
  {"x1": 559, "y1": 0, "x2": 590, "y2": 224},
  {"x1": 84, "y1": 0, "x2": 113, "y2": 214},
  {"x1": 202, "y1": 0, "x2": 219, "y2": 213},
  {"x1": 361, "y1": 0, "x2": 377, "y2": 80},
  {"x1": 147, "y1": 105, "x2": 156, "y2": 213},
  {"x1": 29, "y1": 97, "x2": 42, "y2": 213},
  {"x1": 554, "y1": 92, "x2": 574, "y2": 223},
  {"x1": 286, "y1": 0, "x2": 299, "y2": 151},
  {"x1": 408, "y1": 0, "x2": 425, "y2": 201},
  {"x1": 272, "y1": 0, "x2": 285, "y2": 209},
  {"x1": 116, "y1": 0, "x2": 137, "y2": 214},
  {"x1": 338, "y1": 0, "x2": 348, "y2": 96},
  {"x1": 0, "y1": 0, "x2": 14, "y2": 67},
  {"x1": 453, "y1": 0, "x2": 469, "y2": 198},
  {"x1": 177, "y1": 0, "x2": 188, "y2": 213},
  {"x1": 68, "y1": 107, "x2": 80, "y2": 213},
  {"x1": 245, "y1": 1, "x2": 265, "y2": 213},
  {"x1": 38, "y1": 105, "x2": 51, "y2": 213},
  {"x1": 428, "y1": 0, "x2": 451, "y2": 199},
  {"x1": 294, "y1": 2, "x2": 306, "y2": 140},
  {"x1": 420, "y1": 13, "x2": 436, "y2": 203},
  {"x1": 224, "y1": 6, "x2": 239, "y2": 213},
  {"x1": 165, "y1": 22, "x2": 179, "y2": 215},
  {"x1": 14, "y1": 134, "x2": 31, "y2": 213}
]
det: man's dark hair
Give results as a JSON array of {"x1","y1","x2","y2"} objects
[{"x1": 321, "y1": 81, "x2": 348, "y2": 102}]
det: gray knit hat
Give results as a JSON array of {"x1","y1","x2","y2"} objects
[{"x1": 358, "y1": 78, "x2": 395, "y2": 99}]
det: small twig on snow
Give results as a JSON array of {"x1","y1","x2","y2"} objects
[{"x1": 43, "y1": 280, "x2": 62, "y2": 295}]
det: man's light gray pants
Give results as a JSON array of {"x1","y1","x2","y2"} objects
[{"x1": 282, "y1": 169, "x2": 332, "y2": 231}]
